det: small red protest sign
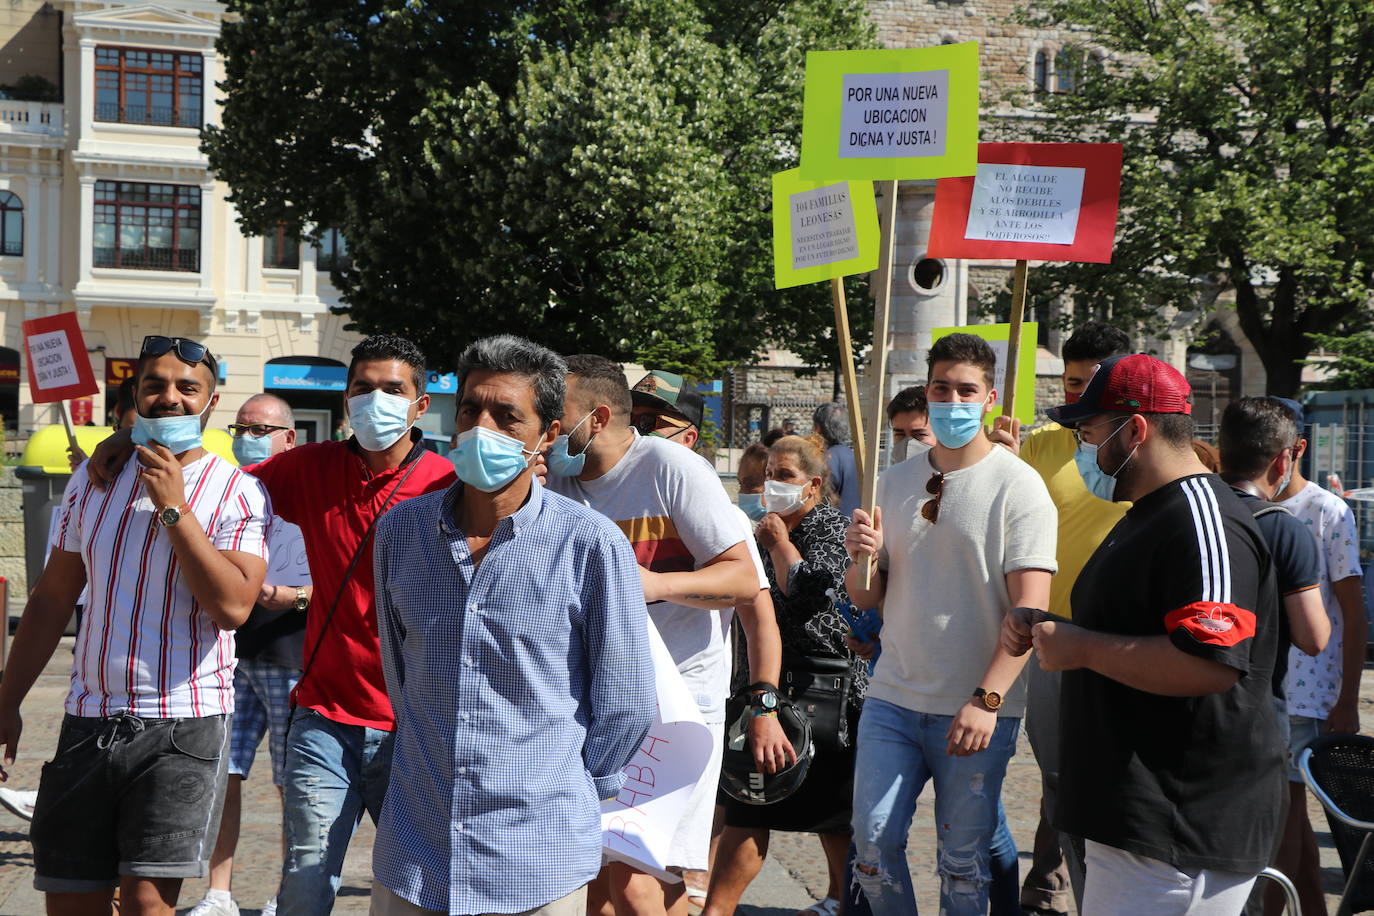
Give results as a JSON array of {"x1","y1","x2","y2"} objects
[
  {"x1": 22, "y1": 312, "x2": 99, "y2": 404},
  {"x1": 927, "y1": 142, "x2": 1123, "y2": 263}
]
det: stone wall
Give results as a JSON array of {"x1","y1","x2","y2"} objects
[
  {"x1": 725, "y1": 366, "x2": 838, "y2": 447},
  {"x1": 868, "y1": 0, "x2": 1107, "y2": 105},
  {"x1": 732, "y1": 366, "x2": 835, "y2": 405}
]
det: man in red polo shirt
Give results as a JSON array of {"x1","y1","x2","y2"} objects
[
  {"x1": 90, "y1": 334, "x2": 454, "y2": 916},
  {"x1": 250, "y1": 335, "x2": 453, "y2": 915}
]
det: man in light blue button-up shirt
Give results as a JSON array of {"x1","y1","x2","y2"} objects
[{"x1": 371, "y1": 336, "x2": 654, "y2": 916}]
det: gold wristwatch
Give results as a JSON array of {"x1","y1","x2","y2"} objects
[
  {"x1": 293, "y1": 586, "x2": 310, "y2": 612},
  {"x1": 972, "y1": 687, "x2": 1003, "y2": 711},
  {"x1": 158, "y1": 503, "x2": 193, "y2": 528}
]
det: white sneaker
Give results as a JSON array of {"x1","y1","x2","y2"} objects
[
  {"x1": 260, "y1": 899, "x2": 277, "y2": 916},
  {"x1": 0, "y1": 787, "x2": 37, "y2": 821},
  {"x1": 186, "y1": 896, "x2": 240, "y2": 916}
]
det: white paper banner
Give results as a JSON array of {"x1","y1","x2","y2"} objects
[
  {"x1": 790, "y1": 182, "x2": 860, "y2": 271},
  {"x1": 27, "y1": 329, "x2": 79, "y2": 392},
  {"x1": 839, "y1": 70, "x2": 949, "y2": 158},
  {"x1": 964, "y1": 162, "x2": 1086, "y2": 245},
  {"x1": 601, "y1": 621, "x2": 713, "y2": 882},
  {"x1": 263, "y1": 517, "x2": 312, "y2": 587}
]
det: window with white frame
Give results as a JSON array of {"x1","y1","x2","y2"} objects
[
  {"x1": 93, "y1": 181, "x2": 200, "y2": 271},
  {"x1": 95, "y1": 46, "x2": 203, "y2": 128}
]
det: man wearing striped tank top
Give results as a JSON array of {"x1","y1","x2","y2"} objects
[{"x1": 0, "y1": 335, "x2": 271, "y2": 916}]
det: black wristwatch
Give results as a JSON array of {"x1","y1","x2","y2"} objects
[{"x1": 748, "y1": 682, "x2": 780, "y2": 712}]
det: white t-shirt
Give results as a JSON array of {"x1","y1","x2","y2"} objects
[
  {"x1": 1282, "y1": 481, "x2": 1363, "y2": 719},
  {"x1": 871, "y1": 445, "x2": 1058, "y2": 717},
  {"x1": 548, "y1": 433, "x2": 750, "y2": 723},
  {"x1": 55, "y1": 452, "x2": 271, "y2": 717}
]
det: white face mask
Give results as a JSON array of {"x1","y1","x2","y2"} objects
[{"x1": 763, "y1": 479, "x2": 806, "y2": 516}]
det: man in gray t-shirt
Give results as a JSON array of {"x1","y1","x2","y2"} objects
[
  {"x1": 844, "y1": 333, "x2": 1057, "y2": 916},
  {"x1": 545, "y1": 357, "x2": 789, "y2": 916}
]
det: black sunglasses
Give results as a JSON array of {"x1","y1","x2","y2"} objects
[
  {"x1": 228, "y1": 424, "x2": 290, "y2": 439},
  {"x1": 921, "y1": 472, "x2": 945, "y2": 524},
  {"x1": 633, "y1": 413, "x2": 690, "y2": 437},
  {"x1": 141, "y1": 335, "x2": 209, "y2": 365}
]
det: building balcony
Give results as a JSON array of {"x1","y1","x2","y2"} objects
[
  {"x1": 0, "y1": 101, "x2": 64, "y2": 142},
  {"x1": 0, "y1": 100, "x2": 62, "y2": 140}
]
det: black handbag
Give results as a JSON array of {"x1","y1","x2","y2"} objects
[{"x1": 780, "y1": 654, "x2": 853, "y2": 752}]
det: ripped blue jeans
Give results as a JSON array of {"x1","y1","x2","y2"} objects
[
  {"x1": 850, "y1": 698, "x2": 1020, "y2": 916},
  {"x1": 276, "y1": 709, "x2": 394, "y2": 916}
]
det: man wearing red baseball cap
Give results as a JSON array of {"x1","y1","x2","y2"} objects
[{"x1": 1001, "y1": 354, "x2": 1286, "y2": 915}]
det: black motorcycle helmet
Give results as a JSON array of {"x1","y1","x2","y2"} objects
[{"x1": 718, "y1": 687, "x2": 815, "y2": 805}]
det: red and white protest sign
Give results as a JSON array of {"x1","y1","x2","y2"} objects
[
  {"x1": 22, "y1": 312, "x2": 99, "y2": 404},
  {"x1": 927, "y1": 142, "x2": 1123, "y2": 263}
]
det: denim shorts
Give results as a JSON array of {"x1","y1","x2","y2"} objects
[{"x1": 31, "y1": 712, "x2": 229, "y2": 893}]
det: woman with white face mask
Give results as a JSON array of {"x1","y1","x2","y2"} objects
[{"x1": 706, "y1": 436, "x2": 869, "y2": 916}]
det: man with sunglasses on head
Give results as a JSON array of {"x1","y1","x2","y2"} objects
[
  {"x1": 188, "y1": 394, "x2": 313, "y2": 916},
  {"x1": 546, "y1": 360, "x2": 782, "y2": 916},
  {"x1": 2, "y1": 334, "x2": 271, "y2": 916},
  {"x1": 843, "y1": 332, "x2": 1057, "y2": 916},
  {"x1": 1003, "y1": 355, "x2": 1284, "y2": 915},
  {"x1": 88, "y1": 334, "x2": 456, "y2": 916}
]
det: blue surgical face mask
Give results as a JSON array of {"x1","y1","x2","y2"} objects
[
  {"x1": 1074, "y1": 443, "x2": 1117, "y2": 502},
  {"x1": 1075, "y1": 420, "x2": 1133, "y2": 502},
  {"x1": 450, "y1": 426, "x2": 538, "y2": 492},
  {"x1": 347, "y1": 390, "x2": 418, "y2": 452},
  {"x1": 231, "y1": 429, "x2": 278, "y2": 465},
  {"x1": 1273, "y1": 448, "x2": 1295, "y2": 498},
  {"x1": 131, "y1": 399, "x2": 213, "y2": 454},
  {"x1": 926, "y1": 399, "x2": 988, "y2": 449},
  {"x1": 738, "y1": 492, "x2": 767, "y2": 521},
  {"x1": 545, "y1": 411, "x2": 595, "y2": 478}
]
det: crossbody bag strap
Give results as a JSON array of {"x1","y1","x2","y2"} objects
[{"x1": 294, "y1": 456, "x2": 425, "y2": 697}]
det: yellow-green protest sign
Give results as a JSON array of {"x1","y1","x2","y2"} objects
[
  {"x1": 931, "y1": 322, "x2": 1038, "y2": 427},
  {"x1": 800, "y1": 44, "x2": 980, "y2": 181},
  {"x1": 772, "y1": 169, "x2": 880, "y2": 290}
]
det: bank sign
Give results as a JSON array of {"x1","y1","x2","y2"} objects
[{"x1": 265, "y1": 363, "x2": 457, "y2": 394}]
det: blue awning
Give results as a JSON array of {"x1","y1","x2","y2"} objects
[
  {"x1": 265, "y1": 364, "x2": 347, "y2": 391},
  {"x1": 266, "y1": 364, "x2": 458, "y2": 394}
]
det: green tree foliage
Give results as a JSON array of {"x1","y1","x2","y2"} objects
[
  {"x1": 1307, "y1": 332, "x2": 1374, "y2": 390},
  {"x1": 988, "y1": 0, "x2": 1374, "y2": 396},
  {"x1": 204, "y1": 0, "x2": 875, "y2": 377}
]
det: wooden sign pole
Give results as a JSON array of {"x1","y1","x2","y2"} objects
[
  {"x1": 831, "y1": 277, "x2": 866, "y2": 485},
  {"x1": 56, "y1": 400, "x2": 79, "y2": 454},
  {"x1": 858, "y1": 179, "x2": 899, "y2": 588},
  {"x1": 1000, "y1": 258, "x2": 1030, "y2": 419}
]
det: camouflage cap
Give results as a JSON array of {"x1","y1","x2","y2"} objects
[{"x1": 631, "y1": 370, "x2": 705, "y2": 429}]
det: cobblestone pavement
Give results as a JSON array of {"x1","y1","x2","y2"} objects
[{"x1": 0, "y1": 642, "x2": 1368, "y2": 914}]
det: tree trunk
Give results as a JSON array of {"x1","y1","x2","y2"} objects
[{"x1": 1256, "y1": 338, "x2": 1305, "y2": 398}]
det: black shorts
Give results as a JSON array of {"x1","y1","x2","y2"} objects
[{"x1": 31, "y1": 712, "x2": 229, "y2": 893}]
